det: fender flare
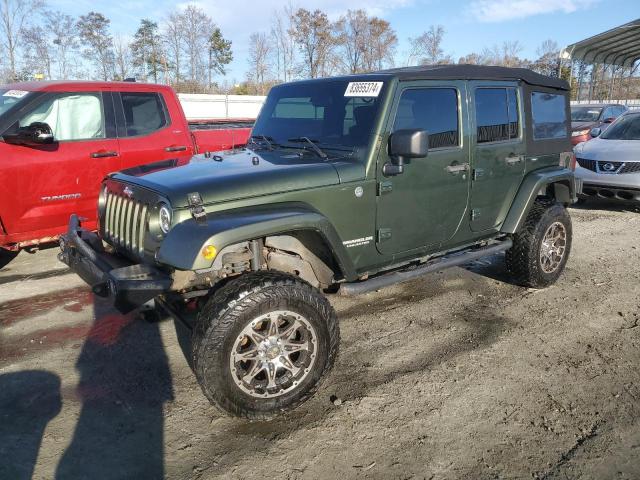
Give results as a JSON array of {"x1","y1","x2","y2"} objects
[
  {"x1": 501, "y1": 167, "x2": 576, "y2": 234},
  {"x1": 157, "y1": 202, "x2": 357, "y2": 279}
]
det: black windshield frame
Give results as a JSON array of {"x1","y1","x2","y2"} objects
[{"x1": 251, "y1": 80, "x2": 388, "y2": 161}]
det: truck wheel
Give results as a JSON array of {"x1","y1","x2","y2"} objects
[
  {"x1": 506, "y1": 201, "x2": 572, "y2": 288},
  {"x1": 192, "y1": 271, "x2": 339, "y2": 420},
  {"x1": 0, "y1": 249, "x2": 18, "y2": 269}
]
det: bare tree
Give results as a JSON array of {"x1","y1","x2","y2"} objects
[
  {"x1": 21, "y1": 24, "x2": 51, "y2": 79},
  {"x1": 334, "y1": 10, "x2": 368, "y2": 74},
  {"x1": 530, "y1": 39, "x2": 560, "y2": 76},
  {"x1": 289, "y1": 8, "x2": 335, "y2": 78},
  {"x1": 362, "y1": 17, "x2": 397, "y2": 71},
  {"x1": 162, "y1": 12, "x2": 185, "y2": 83},
  {"x1": 77, "y1": 11, "x2": 115, "y2": 80},
  {"x1": 270, "y1": 5, "x2": 296, "y2": 81},
  {"x1": 48, "y1": 11, "x2": 78, "y2": 79},
  {"x1": 408, "y1": 25, "x2": 452, "y2": 65},
  {"x1": 0, "y1": 0, "x2": 44, "y2": 80},
  {"x1": 181, "y1": 5, "x2": 214, "y2": 82},
  {"x1": 247, "y1": 32, "x2": 271, "y2": 93},
  {"x1": 113, "y1": 35, "x2": 133, "y2": 80}
]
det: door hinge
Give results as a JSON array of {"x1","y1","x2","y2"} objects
[
  {"x1": 378, "y1": 181, "x2": 393, "y2": 195},
  {"x1": 470, "y1": 209, "x2": 481, "y2": 221},
  {"x1": 377, "y1": 228, "x2": 392, "y2": 242}
]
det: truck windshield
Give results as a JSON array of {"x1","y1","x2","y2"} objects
[
  {"x1": 0, "y1": 89, "x2": 34, "y2": 118},
  {"x1": 600, "y1": 113, "x2": 640, "y2": 140},
  {"x1": 570, "y1": 106, "x2": 602, "y2": 122},
  {"x1": 251, "y1": 80, "x2": 385, "y2": 156}
]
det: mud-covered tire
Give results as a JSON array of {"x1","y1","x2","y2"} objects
[
  {"x1": 192, "y1": 271, "x2": 339, "y2": 420},
  {"x1": 0, "y1": 249, "x2": 18, "y2": 270},
  {"x1": 506, "y1": 201, "x2": 572, "y2": 288}
]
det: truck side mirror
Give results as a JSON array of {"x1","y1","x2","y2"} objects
[
  {"x1": 3, "y1": 122, "x2": 56, "y2": 147},
  {"x1": 590, "y1": 127, "x2": 601, "y2": 138},
  {"x1": 384, "y1": 129, "x2": 429, "y2": 176}
]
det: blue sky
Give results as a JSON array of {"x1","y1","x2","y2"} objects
[{"x1": 48, "y1": 0, "x2": 640, "y2": 82}]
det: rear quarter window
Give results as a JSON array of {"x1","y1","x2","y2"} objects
[{"x1": 531, "y1": 92, "x2": 567, "y2": 140}]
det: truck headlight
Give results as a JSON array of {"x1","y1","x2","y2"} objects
[{"x1": 159, "y1": 204, "x2": 172, "y2": 234}]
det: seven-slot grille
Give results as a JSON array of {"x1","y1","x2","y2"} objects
[
  {"x1": 103, "y1": 190, "x2": 149, "y2": 258},
  {"x1": 577, "y1": 158, "x2": 640, "y2": 174}
]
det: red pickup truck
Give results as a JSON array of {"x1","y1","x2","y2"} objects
[{"x1": 0, "y1": 81, "x2": 253, "y2": 266}]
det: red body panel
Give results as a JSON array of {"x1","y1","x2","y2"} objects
[{"x1": 0, "y1": 81, "x2": 253, "y2": 250}]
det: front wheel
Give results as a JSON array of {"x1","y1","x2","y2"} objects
[
  {"x1": 506, "y1": 201, "x2": 572, "y2": 288},
  {"x1": 192, "y1": 271, "x2": 339, "y2": 420}
]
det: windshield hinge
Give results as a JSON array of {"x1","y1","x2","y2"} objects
[{"x1": 187, "y1": 192, "x2": 207, "y2": 224}]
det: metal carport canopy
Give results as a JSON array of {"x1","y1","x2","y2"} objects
[{"x1": 561, "y1": 18, "x2": 640, "y2": 67}]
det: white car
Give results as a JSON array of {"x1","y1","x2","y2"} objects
[{"x1": 574, "y1": 112, "x2": 640, "y2": 203}]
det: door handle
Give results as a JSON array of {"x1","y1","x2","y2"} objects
[
  {"x1": 505, "y1": 154, "x2": 523, "y2": 165},
  {"x1": 165, "y1": 145, "x2": 188, "y2": 152},
  {"x1": 445, "y1": 163, "x2": 469, "y2": 174},
  {"x1": 90, "y1": 150, "x2": 118, "y2": 158}
]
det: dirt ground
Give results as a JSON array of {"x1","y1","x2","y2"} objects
[{"x1": 1, "y1": 201, "x2": 639, "y2": 480}]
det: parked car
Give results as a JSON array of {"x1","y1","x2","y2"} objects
[
  {"x1": 570, "y1": 103, "x2": 628, "y2": 145},
  {"x1": 0, "y1": 81, "x2": 253, "y2": 267},
  {"x1": 574, "y1": 112, "x2": 640, "y2": 203},
  {"x1": 60, "y1": 65, "x2": 577, "y2": 419}
]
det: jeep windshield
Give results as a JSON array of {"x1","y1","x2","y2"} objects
[
  {"x1": 250, "y1": 80, "x2": 386, "y2": 159},
  {"x1": 0, "y1": 89, "x2": 34, "y2": 118}
]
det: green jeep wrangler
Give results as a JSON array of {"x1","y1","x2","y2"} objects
[{"x1": 60, "y1": 65, "x2": 577, "y2": 419}]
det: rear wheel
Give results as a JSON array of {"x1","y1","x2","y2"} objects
[
  {"x1": 0, "y1": 249, "x2": 18, "y2": 270},
  {"x1": 192, "y1": 271, "x2": 339, "y2": 420},
  {"x1": 506, "y1": 201, "x2": 572, "y2": 288}
]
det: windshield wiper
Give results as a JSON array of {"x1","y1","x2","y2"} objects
[
  {"x1": 287, "y1": 137, "x2": 328, "y2": 159},
  {"x1": 249, "y1": 135, "x2": 276, "y2": 150}
]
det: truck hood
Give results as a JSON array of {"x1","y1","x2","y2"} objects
[
  {"x1": 112, "y1": 149, "x2": 363, "y2": 208},
  {"x1": 574, "y1": 138, "x2": 640, "y2": 161}
]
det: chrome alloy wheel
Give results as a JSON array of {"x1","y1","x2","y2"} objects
[
  {"x1": 229, "y1": 310, "x2": 317, "y2": 398},
  {"x1": 539, "y1": 221, "x2": 567, "y2": 273}
]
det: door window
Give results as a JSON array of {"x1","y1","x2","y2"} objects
[
  {"x1": 119, "y1": 92, "x2": 168, "y2": 136},
  {"x1": 19, "y1": 93, "x2": 105, "y2": 141},
  {"x1": 475, "y1": 88, "x2": 519, "y2": 143},
  {"x1": 531, "y1": 92, "x2": 567, "y2": 140},
  {"x1": 393, "y1": 88, "x2": 459, "y2": 149}
]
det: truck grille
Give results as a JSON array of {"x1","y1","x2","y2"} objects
[{"x1": 103, "y1": 191, "x2": 149, "y2": 258}]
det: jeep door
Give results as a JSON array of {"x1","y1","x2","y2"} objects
[
  {"x1": 468, "y1": 83, "x2": 525, "y2": 232},
  {"x1": 376, "y1": 81, "x2": 471, "y2": 255},
  {"x1": 0, "y1": 90, "x2": 119, "y2": 237}
]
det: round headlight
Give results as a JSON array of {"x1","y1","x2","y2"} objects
[{"x1": 159, "y1": 204, "x2": 172, "y2": 234}]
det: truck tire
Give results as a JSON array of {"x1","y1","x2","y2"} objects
[
  {"x1": 506, "y1": 201, "x2": 572, "y2": 288},
  {"x1": 0, "y1": 249, "x2": 18, "y2": 270},
  {"x1": 192, "y1": 271, "x2": 339, "y2": 420}
]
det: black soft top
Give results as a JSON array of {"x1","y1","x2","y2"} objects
[{"x1": 377, "y1": 64, "x2": 569, "y2": 91}]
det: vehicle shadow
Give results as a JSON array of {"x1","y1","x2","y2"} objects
[
  {"x1": 55, "y1": 295, "x2": 173, "y2": 480},
  {"x1": 0, "y1": 370, "x2": 62, "y2": 480}
]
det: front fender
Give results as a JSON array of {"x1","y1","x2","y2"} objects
[
  {"x1": 157, "y1": 203, "x2": 356, "y2": 278},
  {"x1": 501, "y1": 167, "x2": 576, "y2": 234}
]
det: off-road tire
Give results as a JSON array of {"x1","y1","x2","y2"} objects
[
  {"x1": 0, "y1": 249, "x2": 18, "y2": 270},
  {"x1": 506, "y1": 200, "x2": 572, "y2": 288},
  {"x1": 192, "y1": 271, "x2": 339, "y2": 420}
]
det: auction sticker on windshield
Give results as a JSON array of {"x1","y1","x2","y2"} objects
[
  {"x1": 3, "y1": 90, "x2": 29, "y2": 98},
  {"x1": 344, "y1": 82, "x2": 383, "y2": 97}
]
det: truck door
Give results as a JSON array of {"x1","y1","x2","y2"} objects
[
  {"x1": 376, "y1": 81, "x2": 471, "y2": 255},
  {"x1": 468, "y1": 83, "x2": 525, "y2": 232},
  {"x1": 115, "y1": 91, "x2": 194, "y2": 170},
  {"x1": 1, "y1": 91, "x2": 119, "y2": 236}
]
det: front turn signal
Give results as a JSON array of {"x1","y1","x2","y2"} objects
[{"x1": 202, "y1": 245, "x2": 217, "y2": 261}]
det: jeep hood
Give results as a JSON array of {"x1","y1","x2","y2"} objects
[{"x1": 112, "y1": 149, "x2": 363, "y2": 208}]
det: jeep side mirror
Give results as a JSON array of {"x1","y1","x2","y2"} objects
[
  {"x1": 384, "y1": 129, "x2": 429, "y2": 176},
  {"x1": 3, "y1": 122, "x2": 56, "y2": 146},
  {"x1": 590, "y1": 127, "x2": 601, "y2": 138}
]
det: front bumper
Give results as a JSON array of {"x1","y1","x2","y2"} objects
[
  {"x1": 575, "y1": 166, "x2": 640, "y2": 203},
  {"x1": 58, "y1": 215, "x2": 172, "y2": 313}
]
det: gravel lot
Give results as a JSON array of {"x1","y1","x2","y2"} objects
[{"x1": 1, "y1": 201, "x2": 639, "y2": 480}]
